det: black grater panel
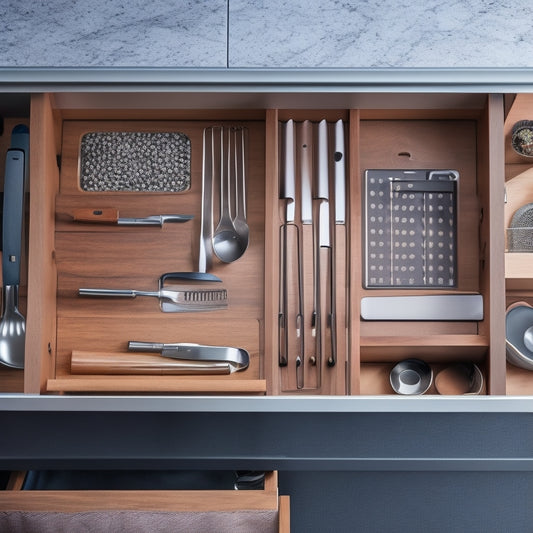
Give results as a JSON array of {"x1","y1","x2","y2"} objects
[
  {"x1": 365, "y1": 172, "x2": 392, "y2": 286},
  {"x1": 390, "y1": 184, "x2": 425, "y2": 286},
  {"x1": 425, "y1": 191, "x2": 455, "y2": 286},
  {"x1": 364, "y1": 169, "x2": 458, "y2": 288}
]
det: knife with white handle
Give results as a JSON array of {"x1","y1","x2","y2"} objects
[
  {"x1": 279, "y1": 120, "x2": 303, "y2": 389},
  {"x1": 279, "y1": 120, "x2": 295, "y2": 368},
  {"x1": 316, "y1": 120, "x2": 334, "y2": 368},
  {"x1": 329, "y1": 119, "x2": 346, "y2": 369}
]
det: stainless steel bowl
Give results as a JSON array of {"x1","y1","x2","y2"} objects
[
  {"x1": 390, "y1": 358, "x2": 433, "y2": 395},
  {"x1": 435, "y1": 363, "x2": 484, "y2": 395},
  {"x1": 506, "y1": 302, "x2": 533, "y2": 370}
]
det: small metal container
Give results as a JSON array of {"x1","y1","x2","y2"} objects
[
  {"x1": 390, "y1": 358, "x2": 433, "y2": 395},
  {"x1": 506, "y1": 302, "x2": 533, "y2": 370},
  {"x1": 434, "y1": 363, "x2": 484, "y2": 395},
  {"x1": 511, "y1": 120, "x2": 533, "y2": 157}
]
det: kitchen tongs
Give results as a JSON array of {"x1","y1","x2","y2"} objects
[
  {"x1": 129, "y1": 341, "x2": 249, "y2": 373},
  {"x1": 71, "y1": 342, "x2": 249, "y2": 375}
]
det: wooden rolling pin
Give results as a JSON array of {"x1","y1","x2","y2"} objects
[{"x1": 71, "y1": 351, "x2": 231, "y2": 375}]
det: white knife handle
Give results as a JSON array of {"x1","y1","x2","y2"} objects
[
  {"x1": 317, "y1": 120, "x2": 330, "y2": 247},
  {"x1": 334, "y1": 119, "x2": 346, "y2": 224},
  {"x1": 281, "y1": 119, "x2": 296, "y2": 222},
  {"x1": 317, "y1": 120, "x2": 329, "y2": 201},
  {"x1": 300, "y1": 120, "x2": 313, "y2": 224}
]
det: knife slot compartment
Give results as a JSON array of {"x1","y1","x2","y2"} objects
[{"x1": 272, "y1": 114, "x2": 349, "y2": 394}]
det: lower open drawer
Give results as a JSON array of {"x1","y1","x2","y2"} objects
[{"x1": 1, "y1": 471, "x2": 289, "y2": 533}]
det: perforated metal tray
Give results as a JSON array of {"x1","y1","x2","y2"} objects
[{"x1": 363, "y1": 169, "x2": 458, "y2": 288}]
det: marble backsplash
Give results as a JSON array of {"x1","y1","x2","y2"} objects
[{"x1": 0, "y1": 0, "x2": 531, "y2": 68}]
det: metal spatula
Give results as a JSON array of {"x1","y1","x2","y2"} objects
[{"x1": 79, "y1": 286, "x2": 227, "y2": 312}]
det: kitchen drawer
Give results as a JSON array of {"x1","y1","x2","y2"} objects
[
  {"x1": 0, "y1": 470, "x2": 290, "y2": 533},
  {"x1": 0, "y1": 92, "x2": 508, "y2": 396}
]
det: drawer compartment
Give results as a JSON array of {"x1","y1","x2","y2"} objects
[{"x1": 0, "y1": 93, "x2": 506, "y2": 397}]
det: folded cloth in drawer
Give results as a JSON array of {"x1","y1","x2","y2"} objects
[{"x1": 0, "y1": 510, "x2": 279, "y2": 533}]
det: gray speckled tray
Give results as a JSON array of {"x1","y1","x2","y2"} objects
[{"x1": 80, "y1": 131, "x2": 191, "y2": 192}]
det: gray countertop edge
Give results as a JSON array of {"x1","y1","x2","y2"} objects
[
  {"x1": 2, "y1": 67, "x2": 533, "y2": 92},
  {"x1": 1, "y1": 394, "x2": 532, "y2": 413}
]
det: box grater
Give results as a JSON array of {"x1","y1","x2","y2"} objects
[{"x1": 363, "y1": 169, "x2": 458, "y2": 288}]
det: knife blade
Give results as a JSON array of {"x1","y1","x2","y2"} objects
[{"x1": 72, "y1": 208, "x2": 193, "y2": 226}]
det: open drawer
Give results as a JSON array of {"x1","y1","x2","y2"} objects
[
  {"x1": 0, "y1": 470, "x2": 289, "y2": 533},
  {"x1": 0, "y1": 92, "x2": 506, "y2": 396}
]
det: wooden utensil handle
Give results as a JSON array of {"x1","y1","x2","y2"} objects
[
  {"x1": 71, "y1": 351, "x2": 230, "y2": 375},
  {"x1": 73, "y1": 208, "x2": 119, "y2": 224}
]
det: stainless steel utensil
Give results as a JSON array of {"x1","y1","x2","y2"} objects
[
  {"x1": 0, "y1": 139, "x2": 27, "y2": 369},
  {"x1": 506, "y1": 302, "x2": 533, "y2": 370},
  {"x1": 212, "y1": 126, "x2": 248, "y2": 263},
  {"x1": 79, "y1": 286, "x2": 227, "y2": 312},
  {"x1": 390, "y1": 358, "x2": 433, "y2": 395},
  {"x1": 72, "y1": 208, "x2": 193, "y2": 226},
  {"x1": 161, "y1": 127, "x2": 222, "y2": 283},
  {"x1": 232, "y1": 127, "x2": 250, "y2": 255},
  {"x1": 129, "y1": 340, "x2": 249, "y2": 372}
]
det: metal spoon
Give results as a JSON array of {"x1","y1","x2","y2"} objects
[
  {"x1": 212, "y1": 127, "x2": 248, "y2": 263},
  {"x1": 232, "y1": 127, "x2": 250, "y2": 255}
]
